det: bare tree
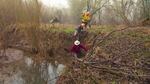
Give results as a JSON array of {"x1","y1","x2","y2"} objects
[
  {"x1": 86, "y1": 0, "x2": 110, "y2": 24},
  {"x1": 68, "y1": 0, "x2": 86, "y2": 24},
  {"x1": 141, "y1": 0, "x2": 150, "y2": 19},
  {"x1": 109, "y1": 0, "x2": 136, "y2": 25}
]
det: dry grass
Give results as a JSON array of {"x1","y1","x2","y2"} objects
[
  {"x1": 0, "y1": 0, "x2": 41, "y2": 59},
  {"x1": 0, "y1": 1, "x2": 149, "y2": 83},
  {"x1": 56, "y1": 26, "x2": 150, "y2": 84},
  {"x1": 0, "y1": 20, "x2": 149, "y2": 83}
]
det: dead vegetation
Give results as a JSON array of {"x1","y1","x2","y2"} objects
[
  {"x1": 139, "y1": 18, "x2": 150, "y2": 26},
  {"x1": 0, "y1": 23, "x2": 149, "y2": 83},
  {"x1": 0, "y1": 0, "x2": 149, "y2": 83},
  {"x1": 0, "y1": 23, "x2": 149, "y2": 84},
  {"x1": 56, "y1": 27, "x2": 150, "y2": 84}
]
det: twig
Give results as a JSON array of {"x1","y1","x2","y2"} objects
[
  {"x1": 87, "y1": 26, "x2": 131, "y2": 57},
  {"x1": 88, "y1": 65, "x2": 150, "y2": 80}
]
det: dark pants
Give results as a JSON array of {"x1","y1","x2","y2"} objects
[{"x1": 74, "y1": 51, "x2": 84, "y2": 58}]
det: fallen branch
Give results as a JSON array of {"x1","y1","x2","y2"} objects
[
  {"x1": 88, "y1": 65, "x2": 150, "y2": 80},
  {"x1": 87, "y1": 26, "x2": 131, "y2": 57}
]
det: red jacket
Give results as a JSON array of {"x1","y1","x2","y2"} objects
[{"x1": 70, "y1": 44, "x2": 87, "y2": 54}]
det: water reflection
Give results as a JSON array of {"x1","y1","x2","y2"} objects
[
  {"x1": 22, "y1": 57, "x2": 65, "y2": 84},
  {"x1": 24, "y1": 57, "x2": 33, "y2": 67},
  {"x1": 2, "y1": 56, "x2": 65, "y2": 84},
  {"x1": 4, "y1": 71, "x2": 25, "y2": 84}
]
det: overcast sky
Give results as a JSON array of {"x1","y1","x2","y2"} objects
[{"x1": 41, "y1": 0, "x2": 69, "y2": 8}]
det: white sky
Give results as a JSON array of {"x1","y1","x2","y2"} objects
[{"x1": 41, "y1": 0, "x2": 69, "y2": 8}]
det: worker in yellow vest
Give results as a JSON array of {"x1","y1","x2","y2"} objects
[{"x1": 81, "y1": 11, "x2": 91, "y2": 28}]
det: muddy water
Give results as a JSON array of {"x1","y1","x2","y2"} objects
[{"x1": 0, "y1": 48, "x2": 65, "y2": 84}]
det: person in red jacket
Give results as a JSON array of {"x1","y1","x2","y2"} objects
[{"x1": 70, "y1": 40, "x2": 87, "y2": 58}]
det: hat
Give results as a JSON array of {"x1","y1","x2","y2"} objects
[
  {"x1": 81, "y1": 23, "x2": 85, "y2": 26},
  {"x1": 74, "y1": 40, "x2": 80, "y2": 45}
]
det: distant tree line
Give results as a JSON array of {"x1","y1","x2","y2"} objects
[
  {"x1": 0, "y1": 0, "x2": 149, "y2": 25},
  {"x1": 68, "y1": 0, "x2": 150, "y2": 25}
]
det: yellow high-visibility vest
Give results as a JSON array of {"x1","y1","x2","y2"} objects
[{"x1": 81, "y1": 12, "x2": 91, "y2": 22}]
